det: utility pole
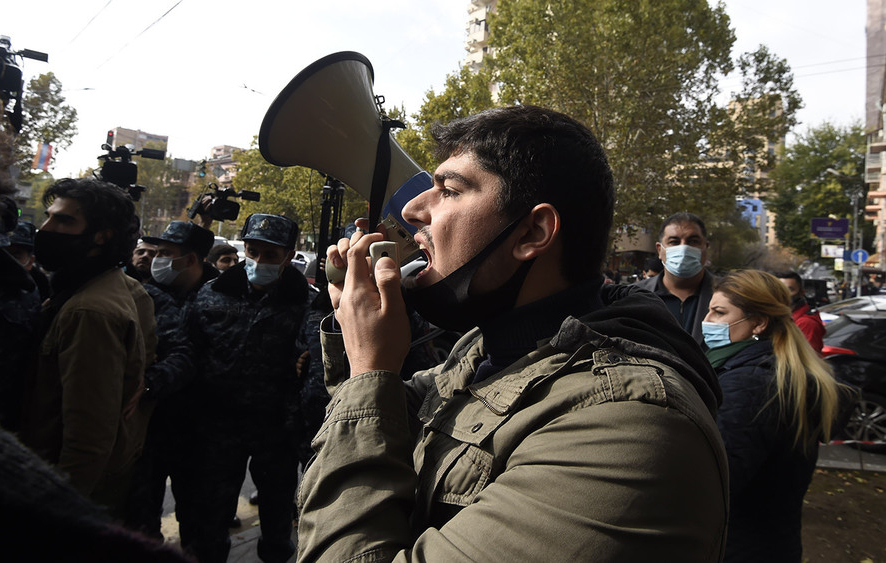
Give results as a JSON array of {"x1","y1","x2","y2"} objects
[{"x1": 827, "y1": 168, "x2": 866, "y2": 297}]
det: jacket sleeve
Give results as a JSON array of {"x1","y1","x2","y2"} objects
[
  {"x1": 297, "y1": 371, "x2": 727, "y2": 562},
  {"x1": 143, "y1": 292, "x2": 195, "y2": 401},
  {"x1": 56, "y1": 308, "x2": 136, "y2": 496}
]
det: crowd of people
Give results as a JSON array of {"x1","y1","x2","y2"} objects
[{"x1": 0, "y1": 104, "x2": 854, "y2": 563}]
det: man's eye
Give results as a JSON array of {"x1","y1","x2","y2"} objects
[{"x1": 440, "y1": 187, "x2": 458, "y2": 198}]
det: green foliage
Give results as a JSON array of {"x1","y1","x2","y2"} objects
[
  {"x1": 707, "y1": 204, "x2": 762, "y2": 270},
  {"x1": 393, "y1": 65, "x2": 496, "y2": 171},
  {"x1": 489, "y1": 0, "x2": 739, "y2": 231},
  {"x1": 768, "y1": 122, "x2": 866, "y2": 258},
  {"x1": 231, "y1": 139, "x2": 366, "y2": 250},
  {"x1": 394, "y1": 0, "x2": 801, "y2": 243},
  {"x1": 13, "y1": 72, "x2": 78, "y2": 180}
]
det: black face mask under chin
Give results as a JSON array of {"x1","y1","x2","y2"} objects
[{"x1": 404, "y1": 219, "x2": 535, "y2": 332}]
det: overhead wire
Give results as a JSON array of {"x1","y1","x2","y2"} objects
[
  {"x1": 96, "y1": 0, "x2": 185, "y2": 69},
  {"x1": 67, "y1": 0, "x2": 114, "y2": 46}
]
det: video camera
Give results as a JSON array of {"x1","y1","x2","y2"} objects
[
  {"x1": 187, "y1": 183, "x2": 260, "y2": 222},
  {"x1": 0, "y1": 35, "x2": 48, "y2": 134},
  {"x1": 96, "y1": 143, "x2": 165, "y2": 202}
]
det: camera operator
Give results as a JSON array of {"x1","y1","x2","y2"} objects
[{"x1": 18, "y1": 177, "x2": 156, "y2": 519}]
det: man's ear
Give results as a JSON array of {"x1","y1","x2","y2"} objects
[
  {"x1": 512, "y1": 203, "x2": 560, "y2": 261},
  {"x1": 285, "y1": 250, "x2": 296, "y2": 264}
]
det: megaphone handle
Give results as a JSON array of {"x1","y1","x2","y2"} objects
[
  {"x1": 326, "y1": 261, "x2": 345, "y2": 284},
  {"x1": 325, "y1": 241, "x2": 398, "y2": 285}
]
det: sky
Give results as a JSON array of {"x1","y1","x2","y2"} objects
[{"x1": 3, "y1": 0, "x2": 870, "y2": 180}]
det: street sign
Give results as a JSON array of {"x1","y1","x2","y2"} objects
[
  {"x1": 811, "y1": 218, "x2": 850, "y2": 239},
  {"x1": 851, "y1": 249, "x2": 869, "y2": 264}
]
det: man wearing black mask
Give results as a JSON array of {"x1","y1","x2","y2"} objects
[
  {"x1": 20, "y1": 177, "x2": 156, "y2": 519},
  {"x1": 296, "y1": 106, "x2": 728, "y2": 561}
]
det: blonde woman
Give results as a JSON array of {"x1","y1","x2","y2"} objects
[{"x1": 702, "y1": 270, "x2": 845, "y2": 563}]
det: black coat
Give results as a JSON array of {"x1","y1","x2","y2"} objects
[{"x1": 715, "y1": 339, "x2": 818, "y2": 563}]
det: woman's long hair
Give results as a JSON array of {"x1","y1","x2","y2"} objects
[{"x1": 714, "y1": 270, "x2": 844, "y2": 449}]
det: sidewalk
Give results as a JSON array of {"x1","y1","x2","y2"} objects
[
  {"x1": 816, "y1": 442, "x2": 886, "y2": 472},
  {"x1": 160, "y1": 490, "x2": 297, "y2": 563}
]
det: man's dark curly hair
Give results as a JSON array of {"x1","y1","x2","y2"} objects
[
  {"x1": 431, "y1": 105, "x2": 614, "y2": 283},
  {"x1": 42, "y1": 177, "x2": 139, "y2": 266}
]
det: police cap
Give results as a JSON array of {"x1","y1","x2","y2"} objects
[
  {"x1": 143, "y1": 221, "x2": 215, "y2": 258},
  {"x1": 240, "y1": 214, "x2": 298, "y2": 250},
  {"x1": 9, "y1": 221, "x2": 36, "y2": 250}
]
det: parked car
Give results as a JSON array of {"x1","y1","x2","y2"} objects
[
  {"x1": 817, "y1": 295, "x2": 886, "y2": 324},
  {"x1": 822, "y1": 311, "x2": 886, "y2": 452}
]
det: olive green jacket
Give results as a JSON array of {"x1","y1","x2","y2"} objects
[{"x1": 299, "y1": 286, "x2": 728, "y2": 562}]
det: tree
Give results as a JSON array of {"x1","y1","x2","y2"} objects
[
  {"x1": 768, "y1": 121, "x2": 866, "y2": 259},
  {"x1": 13, "y1": 72, "x2": 77, "y2": 180},
  {"x1": 435, "y1": 0, "x2": 801, "y2": 239},
  {"x1": 394, "y1": 66, "x2": 497, "y2": 172},
  {"x1": 132, "y1": 144, "x2": 193, "y2": 237},
  {"x1": 231, "y1": 139, "x2": 366, "y2": 250}
]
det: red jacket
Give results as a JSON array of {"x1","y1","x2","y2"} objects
[{"x1": 791, "y1": 301, "x2": 825, "y2": 354}]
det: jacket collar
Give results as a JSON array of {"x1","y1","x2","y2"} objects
[{"x1": 432, "y1": 283, "x2": 721, "y2": 417}]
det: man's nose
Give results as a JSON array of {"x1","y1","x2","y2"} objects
[{"x1": 401, "y1": 191, "x2": 429, "y2": 228}]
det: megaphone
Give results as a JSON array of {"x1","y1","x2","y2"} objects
[{"x1": 259, "y1": 51, "x2": 432, "y2": 282}]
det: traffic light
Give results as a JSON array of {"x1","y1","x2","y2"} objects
[
  {"x1": 198, "y1": 159, "x2": 207, "y2": 178},
  {"x1": 106, "y1": 129, "x2": 114, "y2": 147}
]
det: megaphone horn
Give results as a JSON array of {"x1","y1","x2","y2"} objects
[{"x1": 258, "y1": 51, "x2": 431, "y2": 237}]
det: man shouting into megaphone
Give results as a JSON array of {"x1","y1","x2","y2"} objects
[{"x1": 298, "y1": 105, "x2": 729, "y2": 562}]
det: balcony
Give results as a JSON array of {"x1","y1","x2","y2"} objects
[{"x1": 869, "y1": 134, "x2": 886, "y2": 154}]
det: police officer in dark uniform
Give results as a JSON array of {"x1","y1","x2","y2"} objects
[
  {"x1": 125, "y1": 221, "x2": 216, "y2": 543},
  {"x1": 188, "y1": 214, "x2": 318, "y2": 563}
]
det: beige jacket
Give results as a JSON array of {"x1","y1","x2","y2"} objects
[{"x1": 21, "y1": 268, "x2": 155, "y2": 512}]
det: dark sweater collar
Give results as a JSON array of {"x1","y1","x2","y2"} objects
[{"x1": 477, "y1": 277, "x2": 605, "y2": 367}]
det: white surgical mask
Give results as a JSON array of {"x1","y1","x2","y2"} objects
[
  {"x1": 245, "y1": 257, "x2": 284, "y2": 286},
  {"x1": 664, "y1": 245, "x2": 703, "y2": 278},
  {"x1": 150, "y1": 255, "x2": 184, "y2": 286}
]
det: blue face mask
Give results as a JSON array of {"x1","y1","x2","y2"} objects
[
  {"x1": 701, "y1": 318, "x2": 748, "y2": 349},
  {"x1": 245, "y1": 257, "x2": 284, "y2": 286},
  {"x1": 663, "y1": 244, "x2": 703, "y2": 278}
]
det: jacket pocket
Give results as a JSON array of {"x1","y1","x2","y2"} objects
[{"x1": 433, "y1": 442, "x2": 493, "y2": 507}]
